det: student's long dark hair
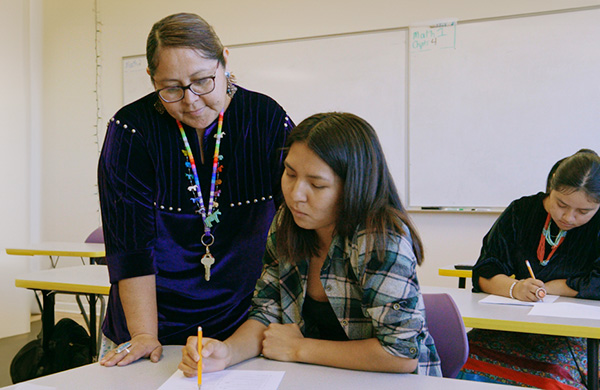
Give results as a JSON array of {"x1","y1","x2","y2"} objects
[
  {"x1": 549, "y1": 149, "x2": 600, "y2": 203},
  {"x1": 276, "y1": 112, "x2": 424, "y2": 265}
]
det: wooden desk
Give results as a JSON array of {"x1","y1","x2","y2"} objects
[
  {"x1": 423, "y1": 286, "x2": 600, "y2": 390},
  {"x1": 15, "y1": 265, "x2": 110, "y2": 360},
  {"x1": 6, "y1": 242, "x2": 106, "y2": 267},
  {"x1": 438, "y1": 265, "x2": 472, "y2": 288},
  {"x1": 1, "y1": 345, "x2": 521, "y2": 389}
]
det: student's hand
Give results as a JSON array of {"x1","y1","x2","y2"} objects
[
  {"x1": 100, "y1": 333, "x2": 162, "y2": 367},
  {"x1": 179, "y1": 336, "x2": 231, "y2": 377},
  {"x1": 262, "y1": 323, "x2": 304, "y2": 362},
  {"x1": 514, "y1": 278, "x2": 546, "y2": 301}
]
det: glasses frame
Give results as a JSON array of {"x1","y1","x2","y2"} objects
[{"x1": 156, "y1": 62, "x2": 220, "y2": 103}]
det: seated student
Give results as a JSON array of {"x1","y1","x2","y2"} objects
[
  {"x1": 178, "y1": 112, "x2": 441, "y2": 376},
  {"x1": 460, "y1": 150, "x2": 600, "y2": 389}
]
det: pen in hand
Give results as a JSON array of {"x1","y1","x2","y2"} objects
[{"x1": 525, "y1": 260, "x2": 546, "y2": 301}]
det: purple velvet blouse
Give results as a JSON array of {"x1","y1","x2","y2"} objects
[{"x1": 98, "y1": 86, "x2": 292, "y2": 345}]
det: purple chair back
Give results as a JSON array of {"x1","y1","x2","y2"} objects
[
  {"x1": 422, "y1": 293, "x2": 469, "y2": 378},
  {"x1": 85, "y1": 227, "x2": 104, "y2": 244},
  {"x1": 85, "y1": 227, "x2": 105, "y2": 264}
]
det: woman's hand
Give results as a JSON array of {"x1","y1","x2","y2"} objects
[
  {"x1": 514, "y1": 278, "x2": 546, "y2": 301},
  {"x1": 100, "y1": 333, "x2": 162, "y2": 367},
  {"x1": 179, "y1": 336, "x2": 232, "y2": 377},
  {"x1": 261, "y1": 323, "x2": 304, "y2": 362}
]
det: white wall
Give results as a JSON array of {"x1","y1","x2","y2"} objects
[
  {"x1": 0, "y1": 0, "x2": 38, "y2": 337},
  {"x1": 86, "y1": 0, "x2": 600, "y2": 289},
  {"x1": 3, "y1": 0, "x2": 596, "y2": 326}
]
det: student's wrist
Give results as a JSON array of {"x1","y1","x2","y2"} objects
[
  {"x1": 509, "y1": 280, "x2": 519, "y2": 299},
  {"x1": 221, "y1": 339, "x2": 236, "y2": 368},
  {"x1": 293, "y1": 337, "x2": 311, "y2": 363}
]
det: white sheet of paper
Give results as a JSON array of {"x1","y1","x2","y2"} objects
[
  {"x1": 478, "y1": 294, "x2": 559, "y2": 306},
  {"x1": 157, "y1": 369, "x2": 285, "y2": 390},
  {"x1": 528, "y1": 301, "x2": 600, "y2": 320},
  {"x1": 5, "y1": 384, "x2": 55, "y2": 390}
]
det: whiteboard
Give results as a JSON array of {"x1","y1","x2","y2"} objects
[
  {"x1": 122, "y1": 30, "x2": 409, "y2": 199},
  {"x1": 408, "y1": 8, "x2": 600, "y2": 208},
  {"x1": 122, "y1": 55, "x2": 153, "y2": 105}
]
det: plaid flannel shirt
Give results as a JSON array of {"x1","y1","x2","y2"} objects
[{"x1": 249, "y1": 215, "x2": 442, "y2": 376}]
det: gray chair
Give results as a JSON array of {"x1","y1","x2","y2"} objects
[{"x1": 423, "y1": 293, "x2": 469, "y2": 378}]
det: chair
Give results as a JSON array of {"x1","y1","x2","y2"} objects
[
  {"x1": 85, "y1": 226, "x2": 104, "y2": 243},
  {"x1": 84, "y1": 226, "x2": 105, "y2": 264},
  {"x1": 423, "y1": 293, "x2": 469, "y2": 378}
]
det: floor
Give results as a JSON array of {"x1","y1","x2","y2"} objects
[{"x1": 0, "y1": 313, "x2": 86, "y2": 387}]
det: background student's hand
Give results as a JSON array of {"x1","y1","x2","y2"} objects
[
  {"x1": 514, "y1": 278, "x2": 546, "y2": 301},
  {"x1": 262, "y1": 323, "x2": 304, "y2": 362},
  {"x1": 100, "y1": 333, "x2": 162, "y2": 367},
  {"x1": 179, "y1": 336, "x2": 232, "y2": 377}
]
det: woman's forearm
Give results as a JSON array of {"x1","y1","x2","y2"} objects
[
  {"x1": 544, "y1": 279, "x2": 577, "y2": 297},
  {"x1": 118, "y1": 274, "x2": 158, "y2": 337},
  {"x1": 478, "y1": 274, "x2": 518, "y2": 297}
]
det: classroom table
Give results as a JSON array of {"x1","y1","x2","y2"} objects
[
  {"x1": 6, "y1": 242, "x2": 106, "y2": 267},
  {"x1": 438, "y1": 265, "x2": 473, "y2": 288},
  {"x1": 422, "y1": 285, "x2": 600, "y2": 390},
  {"x1": 1, "y1": 345, "x2": 522, "y2": 389},
  {"x1": 14, "y1": 265, "x2": 110, "y2": 360}
]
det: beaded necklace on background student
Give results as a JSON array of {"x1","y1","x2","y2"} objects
[{"x1": 537, "y1": 213, "x2": 567, "y2": 266}]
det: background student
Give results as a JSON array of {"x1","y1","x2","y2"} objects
[
  {"x1": 98, "y1": 13, "x2": 293, "y2": 366},
  {"x1": 461, "y1": 150, "x2": 600, "y2": 388},
  {"x1": 179, "y1": 112, "x2": 441, "y2": 375}
]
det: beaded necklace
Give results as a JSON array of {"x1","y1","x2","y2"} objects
[
  {"x1": 177, "y1": 111, "x2": 225, "y2": 281},
  {"x1": 536, "y1": 213, "x2": 567, "y2": 266}
]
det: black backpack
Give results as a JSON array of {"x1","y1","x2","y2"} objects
[{"x1": 10, "y1": 318, "x2": 92, "y2": 384}]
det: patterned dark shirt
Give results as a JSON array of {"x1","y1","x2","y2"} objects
[
  {"x1": 249, "y1": 212, "x2": 442, "y2": 376},
  {"x1": 98, "y1": 86, "x2": 292, "y2": 345}
]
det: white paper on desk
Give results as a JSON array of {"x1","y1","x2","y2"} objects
[
  {"x1": 4, "y1": 384, "x2": 55, "y2": 390},
  {"x1": 157, "y1": 369, "x2": 285, "y2": 390},
  {"x1": 528, "y1": 302, "x2": 600, "y2": 320},
  {"x1": 6, "y1": 383, "x2": 56, "y2": 390},
  {"x1": 479, "y1": 294, "x2": 559, "y2": 306}
]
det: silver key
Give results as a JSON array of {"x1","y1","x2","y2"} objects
[{"x1": 201, "y1": 252, "x2": 215, "y2": 281}]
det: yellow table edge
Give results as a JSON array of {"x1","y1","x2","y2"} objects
[
  {"x1": 438, "y1": 268, "x2": 472, "y2": 278},
  {"x1": 15, "y1": 279, "x2": 110, "y2": 295},
  {"x1": 463, "y1": 316, "x2": 600, "y2": 339},
  {"x1": 6, "y1": 248, "x2": 106, "y2": 257}
]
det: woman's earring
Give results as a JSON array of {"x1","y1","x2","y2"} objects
[
  {"x1": 225, "y1": 71, "x2": 237, "y2": 98},
  {"x1": 154, "y1": 98, "x2": 165, "y2": 114}
]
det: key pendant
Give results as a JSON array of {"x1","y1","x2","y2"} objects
[{"x1": 201, "y1": 251, "x2": 215, "y2": 281}]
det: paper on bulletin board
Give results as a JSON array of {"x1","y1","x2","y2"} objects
[{"x1": 409, "y1": 18, "x2": 457, "y2": 52}]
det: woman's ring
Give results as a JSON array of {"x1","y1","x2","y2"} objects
[
  {"x1": 535, "y1": 287, "x2": 546, "y2": 300},
  {"x1": 115, "y1": 341, "x2": 132, "y2": 354}
]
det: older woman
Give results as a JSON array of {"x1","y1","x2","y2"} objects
[{"x1": 98, "y1": 13, "x2": 292, "y2": 366}]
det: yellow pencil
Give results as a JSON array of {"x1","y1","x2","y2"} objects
[
  {"x1": 525, "y1": 260, "x2": 546, "y2": 301},
  {"x1": 198, "y1": 326, "x2": 202, "y2": 389},
  {"x1": 525, "y1": 260, "x2": 536, "y2": 279}
]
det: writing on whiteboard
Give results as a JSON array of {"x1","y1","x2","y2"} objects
[{"x1": 409, "y1": 20, "x2": 457, "y2": 52}]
